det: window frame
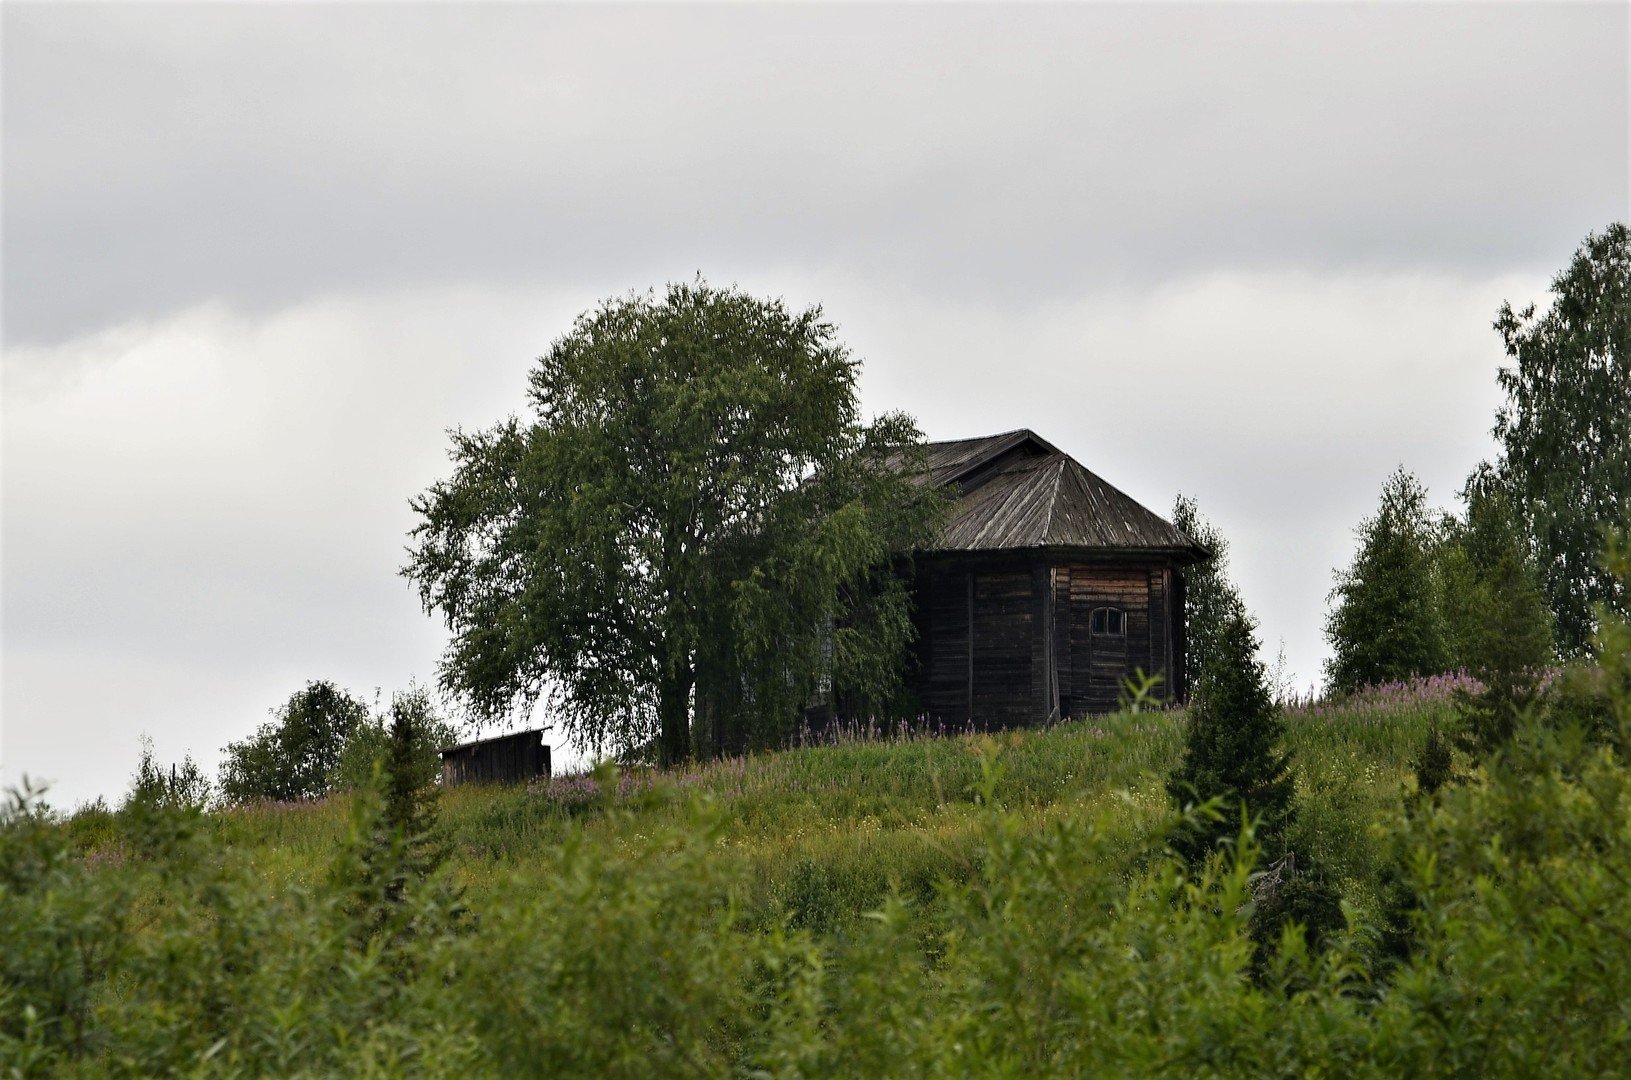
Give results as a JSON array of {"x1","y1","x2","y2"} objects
[{"x1": 1090, "y1": 606, "x2": 1126, "y2": 638}]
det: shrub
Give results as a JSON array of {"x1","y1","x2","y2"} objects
[
  {"x1": 0, "y1": 782, "x2": 133, "y2": 1066},
  {"x1": 123, "y1": 735, "x2": 212, "y2": 812},
  {"x1": 334, "y1": 688, "x2": 463, "y2": 955},
  {"x1": 330, "y1": 684, "x2": 456, "y2": 793},
  {"x1": 219, "y1": 680, "x2": 372, "y2": 804}
]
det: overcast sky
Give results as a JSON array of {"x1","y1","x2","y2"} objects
[{"x1": 4, "y1": 2, "x2": 1627, "y2": 810}]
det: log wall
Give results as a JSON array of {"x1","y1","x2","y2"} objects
[
  {"x1": 910, "y1": 553, "x2": 1182, "y2": 727},
  {"x1": 1055, "y1": 562, "x2": 1171, "y2": 716},
  {"x1": 440, "y1": 730, "x2": 551, "y2": 787}
]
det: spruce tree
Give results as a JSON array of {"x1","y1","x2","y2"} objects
[
  {"x1": 340, "y1": 690, "x2": 459, "y2": 952},
  {"x1": 1443, "y1": 490, "x2": 1555, "y2": 756},
  {"x1": 1169, "y1": 605, "x2": 1343, "y2": 955},
  {"x1": 377, "y1": 696, "x2": 449, "y2": 897},
  {"x1": 1167, "y1": 606, "x2": 1295, "y2": 864},
  {"x1": 1325, "y1": 468, "x2": 1448, "y2": 694}
]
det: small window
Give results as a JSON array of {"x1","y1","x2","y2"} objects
[{"x1": 1091, "y1": 607, "x2": 1125, "y2": 637}]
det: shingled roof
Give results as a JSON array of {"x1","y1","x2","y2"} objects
[{"x1": 908, "y1": 429, "x2": 1207, "y2": 560}]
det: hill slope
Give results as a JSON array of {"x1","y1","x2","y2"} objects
[{"x1": 11, "y1": 676, "x2": 1630, "y2": 1077}]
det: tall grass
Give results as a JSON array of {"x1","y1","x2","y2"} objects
[{"x1": 9, "y1": 675, "x2": 1625, "y2": 1076}]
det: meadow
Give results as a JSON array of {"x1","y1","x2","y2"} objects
[{"x1": 7, "y1": 674, "x2": 1630, "y2": 1077}]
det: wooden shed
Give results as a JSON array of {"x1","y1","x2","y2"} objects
[
  {"x1": 901, "y1": 429, "x2": 1207, "y2": 726},
  {"x1": 439, "y1": 729, "x2": 551, "y2": 786}
]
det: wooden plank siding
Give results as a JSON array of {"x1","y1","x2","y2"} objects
[
  {"x1": 440, "y1": 730, "x2": 551, "y2": 787},
  {"x1": 970, "y1": 569, "x2": 1034, "y2": 728},
  {"x1": 906, "y1": 557, "x2": 1187, "y2": 727},
  {"x1": 888, "y1": 430, "x2": 1206, "y2": 730},
  {"x1": 911, "y1": 562, "x2": 972, "y2": 723},
  {"x1": 908, "y1": 554, "x2": 1181, "y2": 727},
  {"x1": 1066, "y1": 565, "x2": 1144, "y2": 715}
]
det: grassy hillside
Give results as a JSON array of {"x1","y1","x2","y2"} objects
[
  {"x1": 9, "y1": 675, "x2": 1630, "y2": 1077},
  {"x1": 209, "y1": 681, "x2": 1456, "y2": 929}
]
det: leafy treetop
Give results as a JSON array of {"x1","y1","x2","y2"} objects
[
  {"x1": 1474, "y1": 222, "x2": 1631, "y2": 655},
  {"x1": 1171, "y1": 494, "x2": 1244, "y2": 700},
  {"x1": 405, "y1": 279, "x2": 944, "y2": 766}
]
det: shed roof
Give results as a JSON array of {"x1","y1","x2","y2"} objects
[
  {"x1": 909, "y1": 429, "x2": 1207, "y2": 561},
  {"x1": 438, "y1": 728, "x2": 546, "y2": 758}
]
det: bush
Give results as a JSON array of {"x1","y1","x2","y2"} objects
[
  {"x1": 330, "y1": 685, "x2": 456, "y2": 793},
  {"x1": 0, "y1": 782, "x2": 133, "y2": 1066},
  {"x1": 123, "y1": 736, "x2": 212, "y2": 812},
  {"x1": 219, "y1": 680, "x2": 373, "y2": 804}
]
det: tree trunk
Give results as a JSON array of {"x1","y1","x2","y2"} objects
[{"x1": 657, "y1": 663, "x2": 694, "y2": 768}]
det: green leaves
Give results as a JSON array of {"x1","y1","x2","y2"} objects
[
  {"x1": 1480, "y1": 222, "x2": 1631, "y2": 655},
  {"x1": 1172, "y1": 493, "x2": 1246, "y2": 699},
  {"x1": 404, "y1": 279, "x2": 945, "y2": 764},
  {"x1": 1168, "y1": 609, "x2": 1296, "y2": 868},
  {"x1": 218, "y1": 680, "x2": 373, "y2": 804}
]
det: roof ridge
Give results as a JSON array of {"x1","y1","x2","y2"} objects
[{"x1": 923, "y1": 426, "x2": 1030, "y2": 448}]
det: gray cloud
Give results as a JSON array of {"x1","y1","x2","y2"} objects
[
  {"x1": 5, "y1": 3, "x2": 1625, "y2": 345},
  {"x1": 2, "y1": 3, "x2": 1626, "y2": 807}
]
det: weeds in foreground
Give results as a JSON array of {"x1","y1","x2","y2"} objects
[{"x1": 6, "y1": 668, "x2": 1631, "y2": 1076}]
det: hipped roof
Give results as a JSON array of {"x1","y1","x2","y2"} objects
[{"x1": 906, "y1": 429, "x2": 1207, "y2": 561}]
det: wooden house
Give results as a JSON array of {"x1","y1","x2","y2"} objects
[
  {"x1": 439, "y1": 729, "x2": 551, "y2": 786},
  {"x1": 902, "y1": 429, "x2": 1207, "y2": 726}
]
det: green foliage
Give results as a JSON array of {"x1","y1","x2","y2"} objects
[
  {"x1": 1326, "y1": 467, "x2": 1449, "y2": 693},
  {"x1": 1436, "y1": 487, "x2": 1554, "y2": 679},
  {"x1": 14, "y1": 625, "x2": 1631, "y2": 1075},
  {"x1": 698, "y1": 418, "x2": 946, "y2": 754},
  {"x1": 1167, "y1": 608, "x2": 1295, "y2": 866},
  {"x1": 1545, "y1": 530, "x2": 1631, "y2": 757},
  {"x1": 458, "y1": 809, "x2": 786, "y2": 1077},
  {"x1": 0, "y1": 782, "x2": 133, "y2": 1065},
  {"x1": 218, "y1": 680, "x2": 372, "y2": 804},
  {"x1": 116, "y1": 738, "x2": 214, "y2": 862},
  {"x1": 1439, "y1": 491, "x2": 1556, "y2": 757},
  {"x1": 1412, "y1": 725, "x2": 1455, "y2": 800},
  {"x1": 123, "y1": 735, "x2": 212, "y2": 812},
  {"x1": 1384, "y1": 716, "x2": 1631, "y2": 1076},
  {"x1": 333, "y1": 690, "x2": 463, "y2": 959},
  {"x1": 331, "y1": 685, "x2": 457, "y2": 793},
  {"x1": 1474, "y1": 221, "x2": 1631, "y2": 655},
  {"x1": 404, "y1": 279, "x2": 945, "y2": 765},
  {"x1": 1172, "y1": 493, "x2": 1247, "y2": 699}
]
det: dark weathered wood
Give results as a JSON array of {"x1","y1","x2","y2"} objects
[
  {"x1": 1037, "y1": 560, "x2": 1058, "y2": 721},
  {"x1": 970, "y1": 568, "x2": 1034, "y2": 728},
  {"x1": 439, "y1": 729, "x2": 551, "y2": 786},
  {"x1": 1172, "y1": 569, "x2": 1189, "y2": 702},
  {"x1": 897, "y1": 430, "x2": 1210, "y2": 559},
  {"x1": 1053, "y1": 564, "x2": 1073, "y2": 718},
  {"x1": 886, "y1": 430, "x2": 1209, "y2": 728}
]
